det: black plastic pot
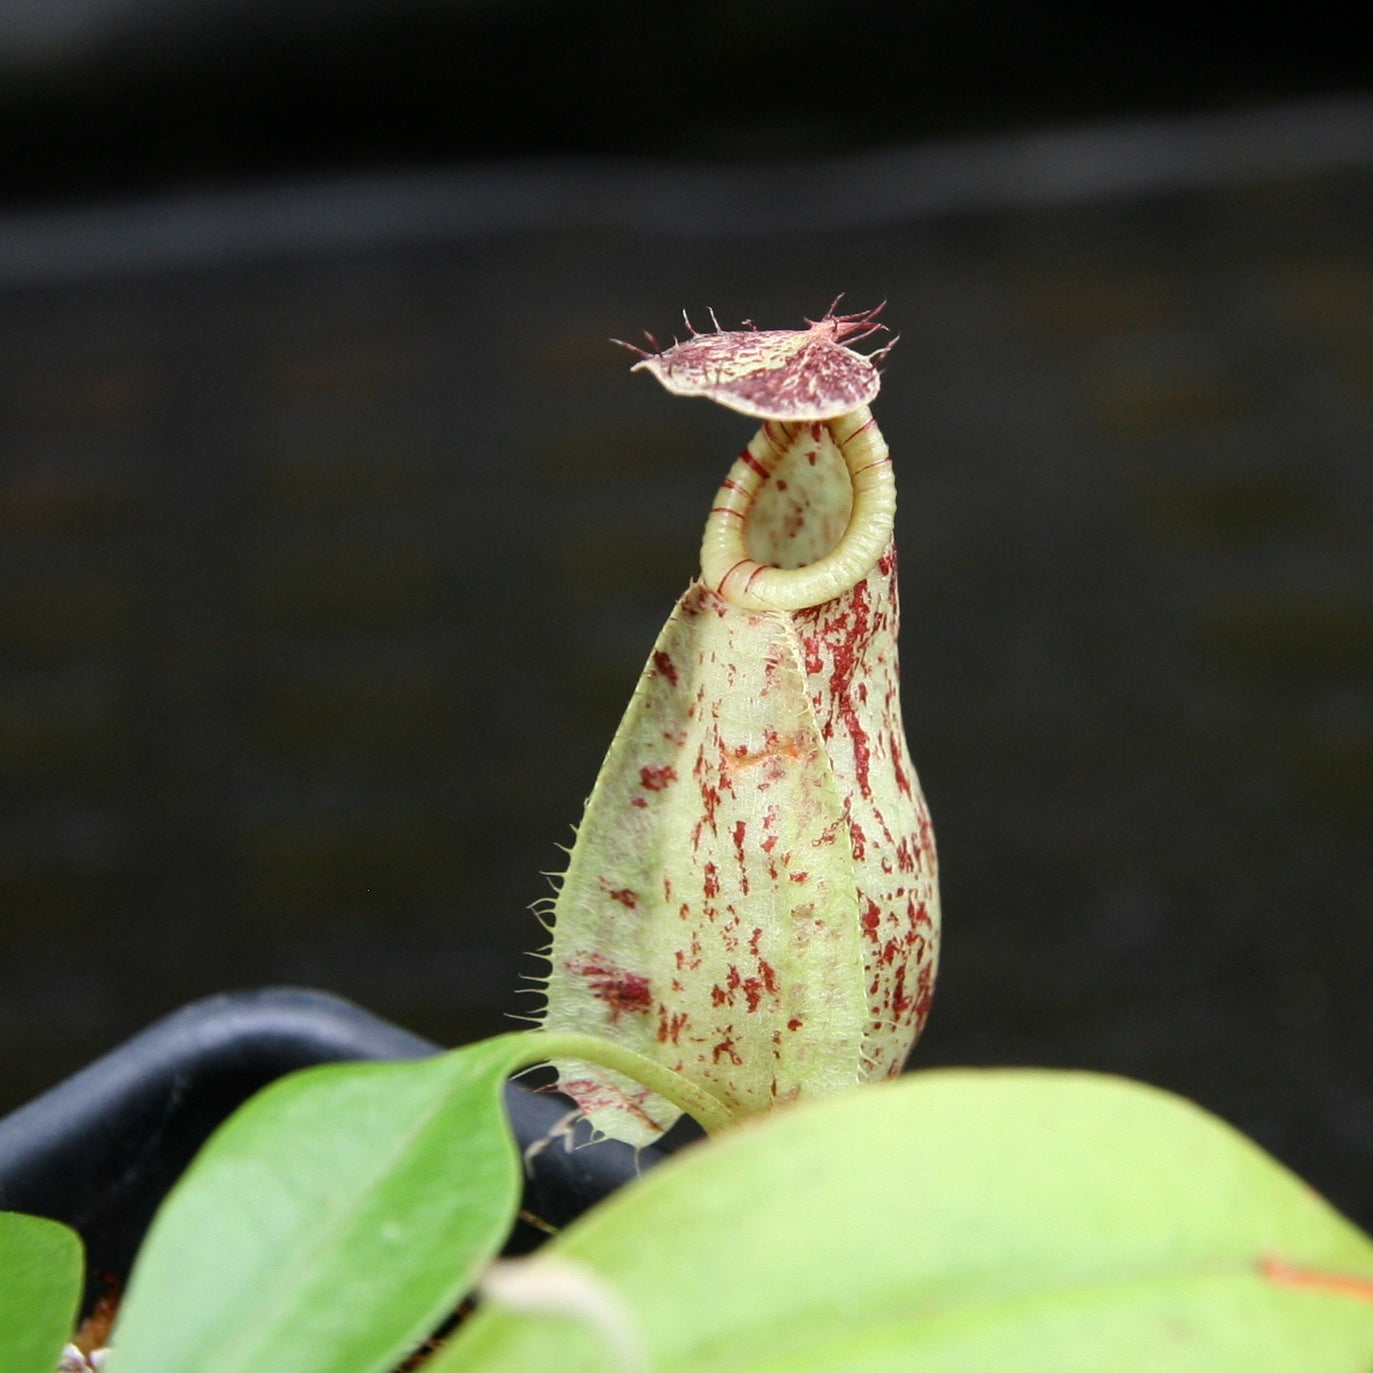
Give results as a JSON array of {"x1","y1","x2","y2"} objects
[{"x1": 0, "y1": 988, "x2": 664, "y2": 1312}]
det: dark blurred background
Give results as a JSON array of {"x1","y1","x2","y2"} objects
[{"x1": 2, "y1": 1, "x2": 1371, "y2": 1228}]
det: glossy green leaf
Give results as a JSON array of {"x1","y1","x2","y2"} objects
[
  {"x1": 0, "y1": 1211, "x2": 84, "y2": 1373},
  {"x1": 439, "y1": 1070, "x2": 1373, "y2": 1372},
  {"x1": 105, "y1": 1033, "x2": 542, "y2": 1373}
]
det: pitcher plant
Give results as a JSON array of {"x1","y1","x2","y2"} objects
[{"x1": 538, "y1": 304, "x2": 941, "y2": 1146}]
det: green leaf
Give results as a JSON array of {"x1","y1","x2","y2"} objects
[
  {"x1": 437, "y1": 1070, "x2": 1373, "y2": 1372},
  {"x1": 0, "y1": 1211, "x2": 84, "y2": 1373},
  {"x1": 106, "y1": 1032, "x2": 543, "y2": 1373}
]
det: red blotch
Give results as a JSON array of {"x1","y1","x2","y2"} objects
[
  {"x1": 695, "y1": 754, "x2": 721, "y2": 834},
  {"x1": 607, "y1": 888, "x2": 638, "y2": 909},
  {"x1": 640, "y1": 764, "x2": 678, "y2": 791},
  {"x1": 565, "y1": 955, "x2": 653, "y2": 1025},
  {"x1": 892, "y1": 750, "x2": 912, "y2": 798},
  {"x1": 809, "y1": 576, "x2": 874, "y2": 799},
  {"x1": 732, "y1": 819, "x2": 748, "y2": 879},
  {"x1": 788, "y1": 1017, "x2": 804, "y2": 1031},
  {"x1": 891, "y1": 964, "x2": 914, "y2": 1020},
  {"x1": 703, "y1": 861, "x2": 721, "y2": 900},
  {"x1": 712, "y1": 1035, "x2": 743, "y2": 1065},
  {"x1": 652, "y1": 650, "x2": 679, "y2": 686},
  {"x1": 657, "y1": 1007, "x2": 688, "y2": 1045},
  {"x1": 561, "y1": 1077, "x2": 666, "y2": 1133},
  {"x1": 849, "y1": 819, "x2": 867, "y2": 861}
]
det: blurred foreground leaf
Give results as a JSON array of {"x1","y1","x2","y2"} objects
[
  {"x1": 0, "y1": 1211, "x2": 83, "y2": 1373},
  {"x1": 440, "y1": 1070, "x2": 1373, "y2": 1372},
  {"x1": 105, "y1": 1033, "x2": 539, "y2": 1373}
]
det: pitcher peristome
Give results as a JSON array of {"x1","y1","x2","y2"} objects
[{"x1": 537, "y1": 306, "x2": 940, "y2": 1147}]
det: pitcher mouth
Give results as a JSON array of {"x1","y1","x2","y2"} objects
[{"x1": 699, "y1": 405, "x2": 895, "y2": 612}]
